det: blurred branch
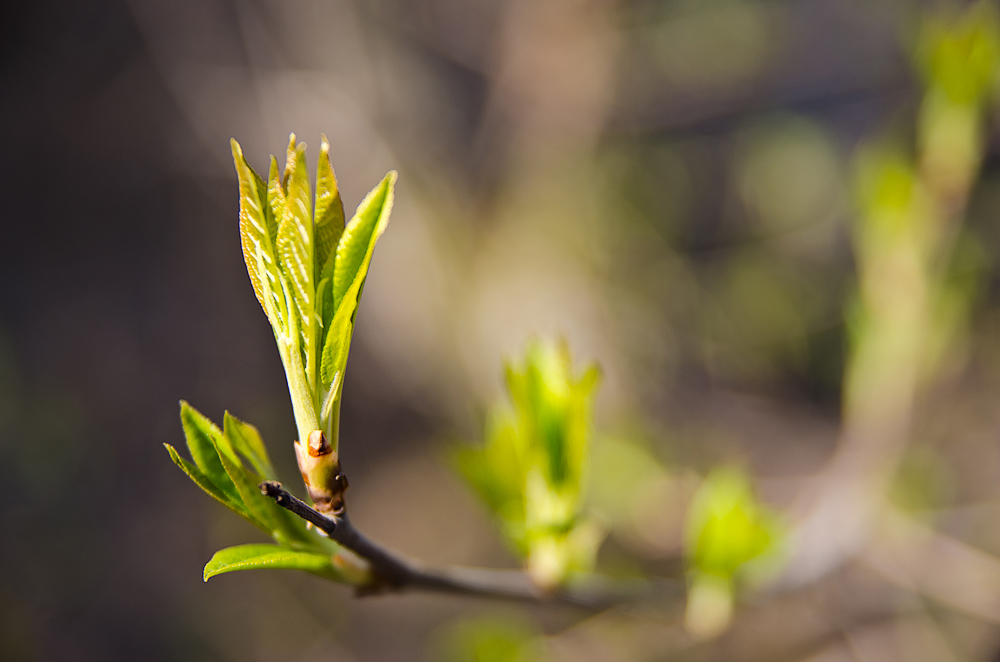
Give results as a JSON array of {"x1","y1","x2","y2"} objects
[
  {"x1": 862, "y1": 508, "x2": 1000, "y2": 625},
  {"x1": 779, "y1": 1, "x2": 1000, "y2": 588},
  {"x1": 259, "y1": 480, "x2": 677, "y2": 609}
]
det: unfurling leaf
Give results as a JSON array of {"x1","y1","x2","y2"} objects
[
  {"x1": 210, "y1": 430, "x2": 299, "y2": 542},
  {"x1": 320, "y1": 171, "x2": 396, "y2": 394},
  {"x1": 231, "y1": 139, "x2": 282, "y2": 328},
  {"x1": 179, "y1": 400, "x2": 241, "y2": 506},
  {"x1": 331, "y1": 171, "x2": 395, "y2": 316},
  {"x1": 164, "y1": 443, "x2": 250, "y2": 520},
  {"x1": 230, "y1": 135, "x2": 396, "y2": 451},
  {"x1": 276, "y1": 138, "x2": 318, "y2": 376},
  {"x1": 314, "y1": 134, "x2": 345, "y2": 275},
  {"x1": 223, "y1": 411, "x2": 275, "y2": 480},
  {"x1": 266, "y1": 156, "x2": 286, "y2": 244}
]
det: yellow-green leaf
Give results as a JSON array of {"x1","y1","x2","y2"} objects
[
  {"x1": 232, "y1": 139, "x2": 281, "y2": 325},
  {"x1": 275, "y1": 138, "x2": 317, "y2": 379},
  {"x1": 164, "y1": 443, "x2": 251, "y2": 521},
  {"x1": 331, "y1": 171, "x2": 396, "y2": 315},
  {"x1": 319, "y1": 292, "x2": 356, "y2": 403},
  {"x1": 203, "y1": 544, "x2": 345, "y2": 582},
  {"x1": 223, "y1": 411, "x2": 275, "y2": 480},
  {"x1": 319, "y1": 172, "x2": 396, "y2": 392},
  {"x1": 179, "y1": 401, "x2": 241, "y2": 506},
  {"x1": 314, "y1": 134, "x2": 345, "y2": 277},
  {"x1": 266, "y1": 156, "x2": 284, "y2": 247},
  {"x1": 210, "y1": 430, "x2": 307, "y2": 543}
]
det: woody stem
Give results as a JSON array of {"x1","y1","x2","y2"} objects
[{"x1": 258, "y1": 480, "x2": 672, "y2": 609}]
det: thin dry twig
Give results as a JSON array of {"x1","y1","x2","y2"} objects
[{"x1": 259, "y1": 480, "x2": 676, "y2": 610}]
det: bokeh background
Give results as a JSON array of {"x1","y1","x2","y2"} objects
[{"x1": 4, "y1": 0, "x2": 1000, "y2": 660}]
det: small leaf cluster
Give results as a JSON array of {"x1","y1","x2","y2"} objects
[
  {"x1": 913, "y1": 1, "x2": 1000, "y2": 202},
  {"x1": 917, "y1": 0, "x2": 1000, "y2": 107},
  {"x1": 683, "y1": 467, "x2": 781, "y2": 637},
  {"x1": 455, "y1": 340, "x2": 602, "y2": 590},
  {"x1": 166, "y1": 402, "x2": 370, "y2": 583},
  {"x1": 685, "y1": 468, "x2": 778, "y2": 581},
  {"x1": 167, "y1": 135, "x2": 396, "y2": 586},
  {"x1": 232, "y1": 134, "x2": 396, "y2": 446}
]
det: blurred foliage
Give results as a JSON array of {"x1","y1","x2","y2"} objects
[
  {"x1": 455, "y1": 340, "x2": 603, "y2": 590},
  {"x1": 918, "y1": 1, "x2": 1000, "y2": 106},
  {"x1": 148, "y1": 0, "x2": 1000, "y2": 657},
  {"x1": 889, "y1": 445, "x2": 956, "y2": 516},
  {"x1": 916, "y1": 1, "x2": 1000, "y2": 202},
  {"x1": 846, "y1": 0, "x2": 999, "y2": 435},
  {"x1": 683, "y1": 467, "x2": 782, "y2": 638},
  {"x1": 588, "y1": 434, "x2": 690, "y2": 559},
  {"x1": 434, "y1": 616, "x2": 546, "y2": 662}
]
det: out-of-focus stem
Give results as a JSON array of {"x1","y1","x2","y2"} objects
[{"x1": 781, "y1": 3, "x2": 995, "y2": 585}]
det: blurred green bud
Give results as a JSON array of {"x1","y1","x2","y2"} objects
[
  {"x1": 917, "y1": 0, "x2": 1000, "y2": 107},
  {"x1": 455, "y1": 340, "x2": 602, "y2": 590},
  {"x1": 916, "y1": 1, "x2": 1000, "y2": 201},
  {"x1": 435, "y1": 616, "x2": 547, "y2": 662},
  {"x1": 683, "y1": 468, "x2": 782, "y2": 637}
]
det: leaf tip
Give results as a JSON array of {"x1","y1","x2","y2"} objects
[{"x1": 382, "y1": 170, "x2": 398, "y2": 193}]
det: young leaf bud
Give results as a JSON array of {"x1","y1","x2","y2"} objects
[{"x1": 294, "y1": 430, "x2": 348, "y2": 514}]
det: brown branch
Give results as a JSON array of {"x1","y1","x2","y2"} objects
[
  {"x1": 259, "y1": 480, "x2": 676, "y2": 610},
  {"x1": 861, "y1": 507, "x2": 1000, "y2": 625}
]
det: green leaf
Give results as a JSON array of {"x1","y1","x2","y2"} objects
[
  {"x1": 318, "y1": 295, "x2": 356, "y2": 404},
  {"x1": 275, "y1": 138, "x2": 318, "y2": 382},
  {"x1": 223, "y1": 411, "x2": 275, "y2": 480},
  {"x1": 209, "y1": 430, "x2": 310, "y2": 544},
  {"x1": 175, "y1": 407, "x2": 323, "y2": 550},
  {"x1": 164, "y1": 443, "x2": 251, "y2": 520},
  {"x1": 331, "y1": 171, "x2": 396, "y2": 316},
  {"x1": 179, "y1": 401, "x2": 241, "y2": 506},
  {"x1": 265, "y1": 156, "x2": 284, "y2": 247},
  {"x1": 685, "y1": 468, "x2": 779, "y2": 580},
  {"x1": 231, "y1": 139, "x2": 281, "y2": 326},
  {"x1": 319, "y1": 171, "x2": 396, "y2": 391},
  {"x1": 314, "y1": 134, "x2": 345, "y2": 277},
  {"x1": 203, "y1": 544, "x2": 343, "y2": 582},
  {"x1": 281, "y1": 134, "x2": 297, "y2": 193}
]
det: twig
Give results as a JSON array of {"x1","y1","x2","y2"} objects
[
  {"x1": 259, "y1": 480, "x2": 674, "y2": 609},
  {"x1": 861, "y1": 507, "x2": 1000, "y2": 625}
]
